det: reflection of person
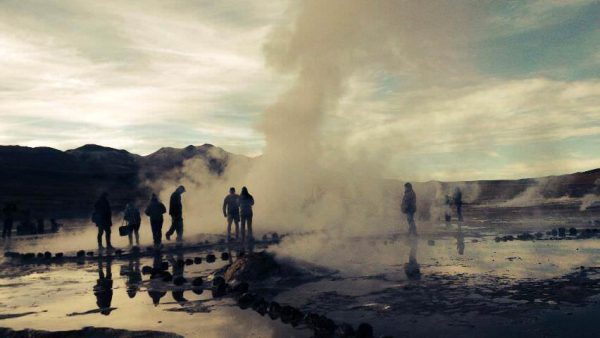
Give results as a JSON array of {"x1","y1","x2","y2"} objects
[
  {"x1": 124, "y1": 203, "x2": 141, "y2": 246},
  {"x1": 145, "y1": 194, "x2": 166, "y2": 247},
  {"x1": 223, "y1": 187, "x2": 240, "y2": 242},
  {"x1": 453, "y1": 187, "x2": 463, "y2": 221},
  {"x1": 94, "y1": 257, "x2": 113, "y2": 315},
  {"x1": 93, "y1": 193, "x2": 113, "y2": 250},
  {"x1": 148, "y1": 252, "x2": 166, "y2": 306},
  {"x1": 166, "y1": 185, "x2": 186, "y2": 242},
  {"x1": 401, "y1": 183, "x2": 417, "y2": 236},
  {"x1": 239, "y1": 186, "x2": 254, "y2": 243},
  {"x1": 456, "y1": 224, "x2": 465, "y2": 255},
  {"x1": 444, "y1": 194, "x2": 452, "y2": 226},
  {"x1": 2, "y1": 202, "x2": 17, "y2": 239},
  {"x1": 125, "y1": 256, "x2": 142, "y2": 298},
  {"x1": 404, "y1": 237, "x2": 420, "y2": 280}
]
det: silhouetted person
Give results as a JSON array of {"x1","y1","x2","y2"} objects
[
  {"x1": 92, "y1": 193, "x2": 113, "y2": 250},
  {"x1": 453, "y1": 187, "x2": 463, "y2": 221},
  {"x1": 444, "y1": 194, "x2": 452, "y2": 226},
  {"x1": 223, "y1": 187, "x2": 240, "y2": 242},
  {"x1": 401, "y1": 183, "x2": 417, "y2": 236},
  {"x1": 94, "y1": 256, "x2": 113, "y2": 315},
  {"x1": 239, "y1": 186, "x2": 254, "y2": 243},
  {"x1": 50, "y1": 218, "x2": 61, "y2": 233},
  {"x1": 148, "y1": 251, "x2": 166, "y2": 306},
  {"x1": 404, "y1": 237, "x2": 420, "y2": 280},
  {"x1": 36, "y1": 217, "x2": 45, "y2": 234},
  {"x1": 125, "y1": 256, "x2": 142, "y2": 298},
  {"x1": 456, "y1": 224, "x2": 465, "y2": 255},
  {"x1": 124, "y1": 203, "x2": 141, "y2": 246},
  {"x1": 145, "y1": 194, "x2": 166, "y2": 247},
  {"x1": 166, "y1": 185, "x2": 186, "y2": 242},
  {"x1": 2, "y1": 202, "x2": 17, "y2": 239}
]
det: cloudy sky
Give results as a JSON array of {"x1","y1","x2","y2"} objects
[{"x1": 0, "y1": 0, "x2": 599, "y2": 181}]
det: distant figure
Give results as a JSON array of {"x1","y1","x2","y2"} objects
[
  {"x1": 444, "y1": 194, "x2": 452, "y2": 225},
  {"x1": 453, "y1": 187, "x2": 463, "y2": 221},
  {"x1": 50, "y1": 218, "x2": 62, "y2": 233},
  {"x1": 223, "y1": 187, "x2": 240, "y2": 242},
  {"x1": 36, "y1": 218, "x2": 45, "y2": 234},
  {"x1": 145, "y1": 194, "x2": 167, "y2": 247},
  {"x1": 2, "y1": 202, "x2": 17, "y2": 239},
  {"x1": 124, "y1": 203, "x2": 142, "y2": 246},
  {"x1": 94, "y1": 257, "x2": 113, "y2": 315},
  {"x1": 401, "y1": 182, "x2": 417, "y2": 236},
  {"x1": 92, "y1": 192, "x2": 113, "y2": 250},
  {"x1": 166, "y1": 185, "x2": 186, "y2": 242},
  {"x1": 239, "y1": 186, "x2": 255, "y2": 243}
]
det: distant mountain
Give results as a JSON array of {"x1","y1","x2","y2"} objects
[{"x1": 0, "y1": 144, "x2": 244, "y2": 219}]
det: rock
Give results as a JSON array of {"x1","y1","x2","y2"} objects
[
  {"x1": 37, "y1": 253, "x2": 44, "y2": 259},
  {"x1": 314, "y1": 316, "x2": 336, "y2": 337},
  {"x1": 87, "y1": 251, "x2": 94, "y2": 257},
  {"x1": 192, "y1": 277, "x2": 203, "y2": 287},
  {"x1": 185, "y1": 258, "x2": 193, "y2": 266},
  {"x1": 427, "y1": 240, "x2": 435, "y2": 246},
  {"x1": 223, "y1": 251, "x2": 280, "y2": 283},
  {"x1": 356, "y1": 323, "x2": 374, "y2": 338},
  {"x1": 268, "y1": 301, "x2": 281, "y2": 320},
  {"x1": 534, "y1": 232, "x2": 544, "y2": 239},
  {"x1": 142, "y1": 266, "x2": 153, "y2": 275},
  {"x1": 551, "y1": 229, "x2": 558, "y2": 236},
  {"x1": 173, "y1": 276, "x2": 187, "y2": 286},
  {"x1": 55, "y1": 252, "x2": 64, "y2": 258},
  {"x1": 252, "y1": 297, "x2": 268, "y2": 316},
  {"x1": 212, "y1": 276, "x2": 225, "y2": 287},
  {"x1": 194, "y1": 257, "x2": 202, "y2": 264},
  {"x1": 238, "y1": 293, "x2": 256, "y2": 309},
  {"x1": 280, "y1": 305, "x2": 295, "y2": 324},
  {"x1": 569, "y1": 227, "x2": 577, "y2": 236},
  {"x1": 4, "y1": 251, "x2": 19, "y2": 258},
  {"x1": 262, "y1": 234, "x2": 268, "y2": 241},
  {"x1": 76, "y1": 250, "x2": 85, "y2": 258},
  {"x1": 44, "y1": 251, "x2": 52, "y2": 259},
  {"x1": 23, "y1": 253, "x2": 35, "y2": 260},
  {"x1": 192, "y1": 287, "x2": 203, "y2": 295},
  {"x1": 212, "y1": 283, "x2": 227, "y2": 298},
  {"x1": 558, "y1": 227, "x2": 566, "y2": 237},
  {"x1": 221, "y1": 252, "x2": 230, "y2": 260},
  {"x1": 146, "y1": 246, "x2": 154, "y2": 252},
  {"x1": 503, "y1": 235, "x2": 514, "y2": 241},
  {"x1": 517, "y1": 232, "x2": 534, "y2": 241},
  {"x1": 206, "y1": 254, "x2": 216, "y2": 263},
  {"x1": 494, "y1": 237, "x2": 501, "y2": 243},
  {"x1": 337, "y1": 323, "x2": 355, "y2": 337},
  {"x1": 228, "y1": 281, "x2": 249, "y2": 294},
  {"x1": 304, "y1": 312, "x2": 320, "y2": 329}
]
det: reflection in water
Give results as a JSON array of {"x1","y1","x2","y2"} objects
[
  {"x1": 404, "y1": 238, "x2": 421, "y2": 280},
  {"x1": 148, "y1": 251, "x2": 166, "y2": 306},
  {"x1": 456, "y1": 224, "x2": 465, "y2": 255},
  {"x1": 94, "y1": 256, "x2": 114, "y2": 315},
  {"x1": 124, "y1": 256, "x2": 142, "y2": 299}
]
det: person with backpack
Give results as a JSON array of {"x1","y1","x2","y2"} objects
[
  {"x1": 124, "y1": 203, "x2": 142, "y2": 246},
  {"x1": 145, "y1": 194, "x2": 166, "y2": 248}
]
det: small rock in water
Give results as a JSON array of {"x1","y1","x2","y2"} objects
[
  {"x1": 212, "y1": 276, "x2": 225, "y2": 287},
  {"x1": 558, "y1": 227, "x2": 566, "y2": 237},
  {"x1": 212, "y1": 283, "x2": 227, "y2": 298},
  {"x1": 37, "y1": 253, "x2": 44, "y2": 259},
  {"x1": 262, "y1": 234, "x2": 268, "y2": 241},
  {"x1": 551, "y1": 229, "x2": 558, "y2": 236},
  {"x1": 569, "y1": 227, "x2": 577, "y2": 236},
  {"x1": 206, "y1": 254, "x2": 216, "y2": 263},
  {"x1": 44, "y1": 251, "x2": 52, "y2": 259},
  {"x1": 535, "y1": 232, "x2": 544, "y2": 239},
  {"x1": 142, "y1": 266, "x2": 153, "y2": 275},
  {"x1": 268, "y1": 301, "x2": 282, "y2": 320},
  {"x1": 238, "y1": 293, "x2": 255, "y2": 309},
  {"x1": 194, "y1": 257, "x2": 202, "y2": 264},
  {"x1": 185, "y1": 258, "x2": 193, "y2": 266},
  {"x1": 23, "y1": 253, "x2": 35, "y2": 260},
  {"x1": 192, "y1": 287, "x2": 203, "y2": 295},
  {"x1": 76, "y1": 250, "x2": 85, "y2": 258},
  {"x1": 356, "y1": 323, "x2": 374, "y2": 338},
  {"x1": 221, "y1": 252, "x2": 230, "y2": 260},
  {"x1": 173, "y1": 276, "x2": 187, "y2": 286},
  {"x1": 252, "y1": 298, "x2": 269, "y2": 316},
  {"x1": 280, "y1": 305, "x2": 295, "y2": 324},
  {"x1": 192, "y1": 277, "x2": 203, "y2": 287},
  {"x1": 55, "y1": 252, "x2": 64, "y2": 258},
  {"x1": 427, "y1": 240, "x2": 435, "y2": 246},
  {"x1": 86, "y1": 251, "x2": 94, "y2": 257},
  {"x1": 272, "y1": 232, "x2": 279, "y2": 240}
]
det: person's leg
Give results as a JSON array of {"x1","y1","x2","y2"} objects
[
  {"x1": 165, "y1": 217, "x2": 175, "y2": 240},
  {"x1": 234, "y1": 218, "x2": 240, "y2": 239},
  {"x1": 240, "y1": 216, "x2": 247, "y2": 243},
  {"x1": 134, "y1": 228, "x2": 140, "y2": 245},
  {"x1": 106, "y1": 227, "x2": 113, "y2": 249},
  {"x1": 175, "y1": 218, "x2": 183, "y2": 242},
  {"x1": 407, "y1": 213, "x2": 417, "y2": 236},
  {"x1": 128, "y1": 229, "x2": 133, "y2": 246},
  {"x1": 457, "y1": 205, "x2": 463, "y2": 221},
  {"x1": 98, "y1": 227, "x2": 104, "y2": 248},
  {"x1": 247, "y1": 216, "x2": 253, "y2": 241},
  {"x1": 227, "y1": 217, "x2": 233, "y2": 241}
]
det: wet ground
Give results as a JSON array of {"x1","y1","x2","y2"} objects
[{"x1": 3, "y1": 205, "x2": 600, "y2": 337}]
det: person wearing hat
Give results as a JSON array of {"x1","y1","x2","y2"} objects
[
  {"x1": 166, "y1": 185, "x2": 186, "y2": 242},
  {"x1": 401, "y1": 182, "x2": 417, "y2": 236}
]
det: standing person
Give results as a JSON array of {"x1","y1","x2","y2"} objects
[
  {"x1": 401, "y1": 182, "x2": 417, "y2": 236},
  {"x1": 124, "y1": 203, "x2": 141, "y2": 246},
  {"x1": 93, "y1": 193, "x2": 113, "y2": 250},
  {"x1": 166, "y1": 185, "x2": 186, "y2": 242},
  {"x1": 453, "y1": 187, "x2": 463, "y2": 221},
  {"x1": 145, "y1": 194, "x2": 166, "y2": 248},
  {"x1": 222, "y1": 187, "x2": 240, "y2": 242},
  {"x1": 239, "y1": 186, "x2": 254, "y2": 243},
  {"x1": 2, "y1": 202, "x2": 17, "y2": 239}
]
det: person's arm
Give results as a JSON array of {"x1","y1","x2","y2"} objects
[
  {"x1": 223, "y1": 197, "x2": 227, "y2": 217},
  {"x1": 250, "y1": 196, "x2": 255, "y2": 206},
  {"x1": 160, "y1": 203, "x2": 167, "y2": 214}
]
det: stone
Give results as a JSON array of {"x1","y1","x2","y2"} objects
[
  {"x1": 142, "y1": 266, "x2": 153, "y2": 275},
  {"x1": 37, "y1": 253, "x2": 44, "y2": 259},
  {"x1": 212, "y1": 276, "x2": 225, "y2": 287},
  {"x1": 268, "y1": 301, "x2": 281, "y2": 320},
  {"x1": 569, "y1": 227, "x2": 577, "y2": 236},
  {"x1": 23, "y1": 253, "x2": 35, "y2": 260},
  {"x1": 87, "y1": 251, "x2": 94, "y2": 257},
  {"x1": 206, "y1": 254, "x2": 216, "y2": 263},
  {"x1": 551, "y1": 229, "x2": 558, "y2": 236},
  {"x1": 173, "y1": 276, "x2": 187, "y2": 286},
  {"x1": 55, "y1": 252, "x2": 64, "y2": 258},
  {"x1": 192, "y1": 277, "x2": 203, "y2": 287},
  {"x1": 192, "y1": 287, "x2": 203, "y2": 295},
  {"x1": 44, "y1": 251, "x2": 52, "y2": 259},
  {"x1": 185, "y1": 258, "x2": 193, "y2": 266},
  {"x1": 238, "y1": 293, "x2": 255, "y2": 310},
  {"x1": 76, "y1": 250, "x2": 85, "y2": 258},
  {"x1": 176, "y1": 259, "x2": 185, "y2": 268},
  {"x1": 534, "y1": 232, "x2": 544, "y2": 239},
  {"x1": 356, "y1": 323, "x2": 374, "y2": 338},
  {"x1": 221, "y1": 252, "x2": 230, "y2": 260},
  {"x1": 131, "y1": 246, "x2": 141, "y2": 254},
  {"x1": 115, "y1": 249, "x2": 123, "y2": 256},
  {"x1": 212, "y1": 283, "x2": 227, "y2": 298},
  {"x1": 558, "y1": 227, "x2": 566, "y2": 237},
  {"x1": 194, "y1": 257, "x2": 202, "y2": 264},
  {"x1": 252, "y1": 297, "x2": 268, "y2": 316},
  {"x1": 160, "y1": 261, "x2": 169, "y2": 271}
]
